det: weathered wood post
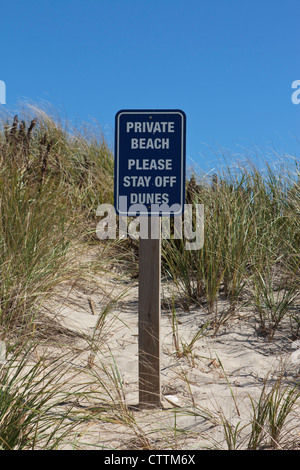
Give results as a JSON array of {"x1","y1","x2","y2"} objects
[{"x1": 138, "y1": 216, "x2": 161, "y2": 408}]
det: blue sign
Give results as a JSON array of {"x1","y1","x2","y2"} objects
[{"x1": 114, "y1": 109, "x2": 186, "y2": 216}]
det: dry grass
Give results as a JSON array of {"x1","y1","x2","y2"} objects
[{"x1": 0, "y1": 104, "x2": 299, "y2": 450}]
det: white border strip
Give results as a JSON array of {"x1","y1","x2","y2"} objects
[{"x1": 115, "y1": 111, "x2": 185, "y2": 216}]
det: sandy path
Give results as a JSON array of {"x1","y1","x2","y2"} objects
[{"x1": 42, "y1": 269, "x2": 300, "y2": 450}]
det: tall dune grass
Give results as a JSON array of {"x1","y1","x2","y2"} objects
[
  {"x1": 0, "y1": 105, "x2": 115, "y2": 339},
  {"x1": 0, "y1": 105, "x2": 298, "y2": 340},
  {"x1": 163, "y1": 158, "x2": 299, "y2": 338},
  {"x1": 0, "y1": 104, "x2": 299, "y2": 449}
]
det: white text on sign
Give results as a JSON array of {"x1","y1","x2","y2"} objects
[
  {"x1": 114, "y1": 110, "x2": 186, "y2": 216},
  {"x1": 123, "y1": 175, "x2": 177, "y2": 187},
  {"x1": 127, "y1": 120, "x2": 175, "y2": 150},
  {"x1": 126, "y1": 121, "x2": 175, "y2": 133},
  {"x1": 128, "y1": 159, "x2": 172, "y2": 170}
]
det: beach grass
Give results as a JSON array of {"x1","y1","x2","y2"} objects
[{"x1": 0, "y1": 104, "x2": 299, "y2": 449}]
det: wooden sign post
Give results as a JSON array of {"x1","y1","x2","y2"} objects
[
  {"x1": 114, "y1": 110, "x2": 186, "y2": 409},
  {"x1": 138, "y1": 216, "x2": 161, "y2": 408}
]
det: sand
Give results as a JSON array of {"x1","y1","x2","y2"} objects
[{"x1": 40, "y1": 262, "x2": 300, "y2": 451}]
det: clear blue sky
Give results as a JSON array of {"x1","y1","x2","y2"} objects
[{"x1": 1, "y1": 0, "x2": 299, "y2": 174}]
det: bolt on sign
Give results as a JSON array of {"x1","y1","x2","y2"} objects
[{"x1": 114, "y1": 109, "x2": 186, "y2": 216}]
